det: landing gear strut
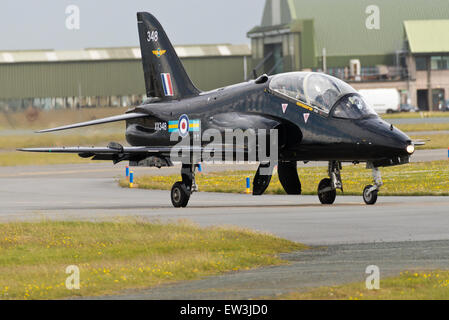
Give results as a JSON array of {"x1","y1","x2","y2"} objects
[
  {"x1": 363, "y1": 165, "x2": 382, "y2": 205},
  {"x1": 171, "y1": 163, "x2": 198, "y2": 208},
  {"x1": 318, "y1": 161, "x2": 342, "y2": 205}
]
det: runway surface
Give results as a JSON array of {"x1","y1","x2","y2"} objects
[
  {"x1": 1, "y1": 152, "x2": 448, "y2": 299},
  {"x1": 388, "y1": 117, "x2": 449, "y2": 124},
  {"x1": 2, "y1": 158, "x2": 449, "y2": 245}
]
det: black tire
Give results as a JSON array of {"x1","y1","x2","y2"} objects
[
  {"x1": 171, "y1": 181, "x2": 190, "y2": 208},
  {"x1": 363, "y1": 185, "x2": 378, "y2": 205},
  {"x1": 317, "y1": 178, "x2": 336, "y2": 205}
]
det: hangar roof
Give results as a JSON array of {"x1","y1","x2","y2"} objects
[
  {"x1": 404, "y1": 20, "x2": 449, "y2": 54},
  {"x1": 0, "y1": 44, "x2": 250, "y2": 64},
  {"x1": 250, "y1": 0, "x2": 449, "y2": 57}
]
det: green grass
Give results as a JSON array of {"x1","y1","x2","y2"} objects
[
  {"x1": 0, "y1": 108, "x2": 124, "y2": 130},
  {"x1": 277, "y1": 270, "x2": 449, "y2": 300},
  {"x1": 382, "y1": 112, "x2": 449, "y2": 120},
  {"x1": 0, "y1": 133, "x2": 125, "y2": 150},
  {"x1": 0, "y1": 131, "x2": 126, "y2": 166},
  {"x1": 0, "y1": 220, "x2": 306, "y2": 299},
  {"x1": 410, "y1": 134, "x2": 449, "y2": 149},
  {"x1": 396, "y1": 123, "x2": 449, "y2": 132},
  {"x1": 120, "y1": 160, "x2": 449, "y2": 196},
  {"x1": 0, "y1": 152, "x2": 92, "y2": 166},
  {"x1": 0, "y1": 108, "x2": 127, "y2": 166}
]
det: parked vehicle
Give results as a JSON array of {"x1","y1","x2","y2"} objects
[
  {"x1": 441, "y1": 100, "x2": 449, "y2": 111},
  {"x1": 358, "y1": 89, "x2": 400, "y2": 114},
  {"x1": 400, "y1": 103, "x2": 419, "y2": 112}
]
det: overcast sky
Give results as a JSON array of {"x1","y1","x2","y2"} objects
[{"x1": 0, "y1": 0, "x2": 265, "y2": 51}]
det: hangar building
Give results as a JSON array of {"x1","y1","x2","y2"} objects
[
  {"x1": 0, "y1": 44, "x2": 250, "y2": 111},
  {"x1": 248, "y1": 0, "x2": 449, "y2": 110}
]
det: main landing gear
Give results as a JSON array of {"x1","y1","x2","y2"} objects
[
  {"x1": 317, "y1": 161, "x2": 382, "y2": 205},
  {"x1": 318, "y1": 161, "x2": 342, "y2": 205},
  {"x1": 171, "y1": 163, "x2": 198, "y2": 208}
]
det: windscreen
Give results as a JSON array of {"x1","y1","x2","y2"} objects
[
  {"x1": 269, "y1": 72, "x2": 356, "y2": 114},
  {"x1": 332, "y1": 93, "x2": 378, "y2": 119}
]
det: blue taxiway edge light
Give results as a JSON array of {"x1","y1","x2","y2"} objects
[
  {"x1": 129, "y1": 171, "x2": 134, "y2": 188},
  {"x1": 245, "y1": 176, "x2": 250, "y2": 194}
]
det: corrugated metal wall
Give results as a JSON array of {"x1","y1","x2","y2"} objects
[
  {"x1": 0, "y1": 56, "x2": 249, "y2": 100},
  {"x1": 183, "y1": 56, "x2": 248, "y2": 90}
]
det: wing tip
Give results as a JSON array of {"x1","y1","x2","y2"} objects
[
  {"x1": 33, "y1": 112, "x2": 147, "y2": 134},
  {"x1": 17, "y1": 148, "x2": 41, "y2": 152}
]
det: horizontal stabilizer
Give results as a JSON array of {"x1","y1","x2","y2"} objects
[{"x1": 36, "y1": 112, "x2": 148, "y2": 133}]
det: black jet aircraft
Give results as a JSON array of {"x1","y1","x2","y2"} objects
[{"x1": 20, "y1": 12, "x2": 416, "y2": 208}]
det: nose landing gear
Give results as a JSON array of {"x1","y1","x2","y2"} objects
[
  {"x1": 171, "y1": 163, "x2": 198, "y2": 208},
  {"x1": 317, "y1": 161, "x2": 383, "y2": 205},
  {"x1": 318, "y1": 161, "x2": 342, "y2": 205},
  {"x1": 363, "y1": 166, "x2": 382, "y2": 205}
]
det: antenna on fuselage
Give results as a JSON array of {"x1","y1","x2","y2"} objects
[{"x1": 252, "y1": 51, "x2": 274, "y2": 79}]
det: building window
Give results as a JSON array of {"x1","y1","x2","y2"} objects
[
  {"x1": 441, "y1": 56, "x2": 449, "y2": 70},
  {"x1": 415, "y1": 56, "x2": 427, "y2": 71},
  {"x1": 431, "y1": 56, "x2": 449, "y2": 70}
]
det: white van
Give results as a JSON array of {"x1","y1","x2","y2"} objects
[{"x1": 358, "y1": 89, "x2": 400, "y2": 114}]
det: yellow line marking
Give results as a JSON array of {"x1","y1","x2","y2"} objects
[{"x1": 296, "y1": 101, "x2": 313, "y2": 111}]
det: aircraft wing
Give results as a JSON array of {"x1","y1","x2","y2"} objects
[
  {"x1": 18, "y1": 146, "x2": 172, "y2": 155},
  {"x1": 18, "y1": 143, "x2": 246, "y2": 164},
  {"x1": 36, "y1": 112, "x2": 148, "y2": 133},
  {"x1": 18, "y1": 144, "x2": 171, "y2": 164}
]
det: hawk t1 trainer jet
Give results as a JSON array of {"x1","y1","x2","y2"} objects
[{"x1": 20, "y1": 12, "x2": 416, "y2": 207}]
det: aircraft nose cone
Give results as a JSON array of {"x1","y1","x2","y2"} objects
[
  {"x1": 391, "y1": 130, "x2": 413, "y2": 156},
  {"x1": 387, "y1": 122, "x2": 415, "y2": 156},
  {"x1": 359, "y1": 118, "x2": 413, "y2": 160},
  {"x1": 382, "y1": 124, "x2": 413, "y2": 156}
]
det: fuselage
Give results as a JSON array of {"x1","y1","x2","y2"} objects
[{"x1": 126, "y1": 72, "x2": 413, "y2": 167}]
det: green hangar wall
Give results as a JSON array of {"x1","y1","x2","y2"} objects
[
  {"x1": 0, "y1": 44, "x2": 250, "y2": 110},
  {"x1": 248, "y1": 0, "x2": 449, "y2": 71}
]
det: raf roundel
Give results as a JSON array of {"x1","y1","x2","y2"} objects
[{"x1": 178, "y1": 114, "x2": 190, "y2": 137}]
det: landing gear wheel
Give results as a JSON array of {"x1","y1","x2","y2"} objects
[
  {"x1": 171, "y1": 181, "x2": 190, "y2": 208},
  {"x1": 363, "y1": 185, "x2": 378, "y2": 205},
  {"x1": 318, "y1": 178, "x2": 336, "y2": 205}
]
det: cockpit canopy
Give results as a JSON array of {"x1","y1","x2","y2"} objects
[{"x1": 269, "y1": 72, "x2": 378, "y2": 119}]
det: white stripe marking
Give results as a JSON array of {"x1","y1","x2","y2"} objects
[
  {"x1": 217, "y1": 45, "x2": 231, "y2": 56},
  {"x1": 46, "y1": 52, "x2": 58, "y2": 61},
  {"x1": 2, "y1": 53, "x2": 14, "y2": 62}
]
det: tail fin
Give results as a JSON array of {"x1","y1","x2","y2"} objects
[{"x1": 137, "y1": 12, "x2": 200, "y2": 100}]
